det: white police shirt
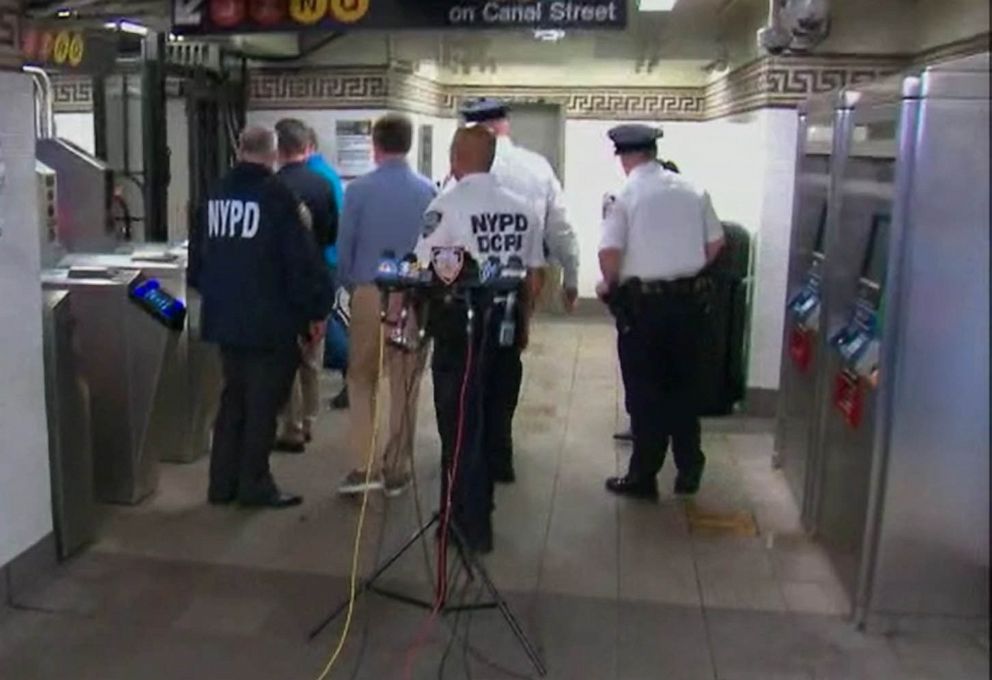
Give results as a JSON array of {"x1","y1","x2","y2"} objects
[
  {"x1": 492, "y1": 136, "x2": 580, "y2": 287},
  {"x1": 439, "y1": 136, "x2": 576, "y2": 289},
  {"x1": 415, "y1": 172, "x2": 545, "y2": 270},
  {"x1": 600, "y1": 161, "x2": 724, "y2": 282}
]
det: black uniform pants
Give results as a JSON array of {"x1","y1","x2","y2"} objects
[
  {"x1": 431, "y1": 299, "x2": 518, "y2": 551},
  {"x1": 209, "y1": 343, "x2": 300, "y2": 503},
  {"x1": 619, "y1": 292, "x2": 705, "y2": 482}
]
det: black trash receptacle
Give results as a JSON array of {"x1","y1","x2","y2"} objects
[{"x1": 697, "y1": 222, "x2": 753, "y2": 416}]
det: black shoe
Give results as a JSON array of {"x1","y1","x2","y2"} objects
[
  {"x1": 605, "y1": 475, "x2": 658, "y2": 500},
  {"x1": 613, "y1": 429, "x2": 634, "y2": 442},
  {"x1": 674, "y1": 457, "x2": 706, "y2": 496},
  {"x1": 273, "y1": 439, "x2": 305, "y2": 454},
  {"x1": 239, "y1": 491, "x2": 303, "y2": 509},
  {"x1": 493, "y1": 468, "x2": 516, "y2": 484},
  {"x1": 330, "y1": 387, "x2": 349, "y2": 410}
]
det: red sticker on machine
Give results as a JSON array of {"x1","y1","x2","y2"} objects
[
  {"x1": 789, "y1": 326, "x2": 813, "y2": 372},
  {"x1": 833, "y1": 371, "x2": 864, "y2": 429}
]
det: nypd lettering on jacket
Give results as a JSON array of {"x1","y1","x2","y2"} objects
[
  {"x1": 208, "y1": 199, "x2": 261, "y2": 239},
  {"x1": 470, "y1": 212, "x2": 529, "y2": 254},
  {"x1": 415, "y1": 173, "x2": 545, "y2": 270}
]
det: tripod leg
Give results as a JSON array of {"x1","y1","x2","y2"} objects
[
  {"x1": 308, "y1": 514, "x2": 440, "y2": 640},
  {"x1": 448, "y1": 522, "x2": 547, "y2": 677}
]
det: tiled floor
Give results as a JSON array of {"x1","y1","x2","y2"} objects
[{"x1": 1, "y1": 319, "x2": 988, "y2": 679}]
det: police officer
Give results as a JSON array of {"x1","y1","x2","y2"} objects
[
  {"x1": 598, "y1": 125, "x2": 725, "y2": 499},
  {"x1": 457, "y1": 97, "x2": 580, "y2": 483},
  {"x1": 415, "y1": 125, "x2": 544, "y2": 553},
  {"x1": 189, "y1": 126, "x2": 333, "y2": 508}
]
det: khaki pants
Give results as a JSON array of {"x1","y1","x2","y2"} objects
[
  {"x1": 279, "y1": 339, "x2": 324, "y2": 441},
  {"x1": 348, "y1": 285, "x2": 427, "y2": 478}
]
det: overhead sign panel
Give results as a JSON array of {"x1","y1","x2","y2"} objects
[
  {"x1": 20, "y1": 24, "x2": 117, "y2": 74},
  {"x1": 172, "y1": 0, "x2": 627, "y2": 34}
]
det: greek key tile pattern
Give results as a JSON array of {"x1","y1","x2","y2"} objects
[
  {"x1": 250, "y1": 69, "x2": 389, "y2": 110},
  {"x1": 51, "y1": 75, "x2": 93, "y2": 113},
  {"x1": 0, "y1": 0, "x2": 18, "y2": 71}
]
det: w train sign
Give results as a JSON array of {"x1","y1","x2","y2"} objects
[{"x1": 171, "y1": 0, "x2": 627, "y2": 34}]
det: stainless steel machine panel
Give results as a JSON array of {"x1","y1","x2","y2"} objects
[
  {"x1": 860, "y1": 54, "x2": 990, "y2": 625},
  {"x1": 35, "y1": 138, "x2": 114, "y2": 253},
  {"x1": 42, "y1": 290, "x2": 97, "y2": 559},
  {"x1": 776, "y1": 93, "x2": 857, "y2": 528},
  {"x1": 815, "y1": 144, "x2": 896, "y2": 601},
  {"x1": 775, "y1": 104, "x2": 832, "y2": 509},
  {"x1": 58, "y1": 248, "x2": 220, "y2": 463},
  {"x1": 41, "y1": 268, "x2": 170, "y2": 505}
]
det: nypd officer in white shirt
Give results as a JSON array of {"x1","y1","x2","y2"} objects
[
  {"x1": 456, "y1": 97, "x2": 579, "y2": 483},
  {"x1": 597, "y1": 125, "x2": 725, "y2": 499},
  {"x1": 415, "y1": 125, "x2": 544, "y2": 553}
]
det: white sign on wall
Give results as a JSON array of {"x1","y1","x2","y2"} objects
[{"x1": 335, "y1": 120, "x2": 374, "y2": 179}]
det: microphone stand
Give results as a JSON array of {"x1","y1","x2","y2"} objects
[{"x1": 307, "y1": 251, "x2": 547, "y2": 678}]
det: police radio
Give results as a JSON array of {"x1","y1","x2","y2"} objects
[{"x1": 481, "y1": 255, "x2": 527, "y2": 348}]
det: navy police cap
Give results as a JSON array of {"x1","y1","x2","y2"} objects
[
  {"x1": 608, "y1": 124, "x2": 664, "y2": 154},
  {"x1": 460, "y1": 98, "x2": 510, "y2": 123}
]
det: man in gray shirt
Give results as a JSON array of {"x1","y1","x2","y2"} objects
[{"x1": 336, "y1": 114, "x2": 437, "y2": 498}]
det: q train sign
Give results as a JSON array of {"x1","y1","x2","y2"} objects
[{"x1": 172, "y1": 0, "x2": 627, "y2": 34}]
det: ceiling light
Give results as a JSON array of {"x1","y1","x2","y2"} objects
[
  {"x1": 533, "y1": 29, "x2": 566, "y2": 42},
  {"x1": 56, "y1": 9, "x2": 72, "y2": 18},
  {"x1": 638, "y1": 0, "x2": 680, "y2": 10},
  {"x1": 104, "y1": 20, "x2": 149, "y2": 36}
]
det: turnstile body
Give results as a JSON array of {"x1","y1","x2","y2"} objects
[
  {"x1": 41, "y1": 268, "x2": 171, "y2": 505},
  {"x1": 42, "y1": 290, "x2": 97, "y2": 559},
  {"x1": 58, "y1": 248, "x2": 220, "y2": 463}
]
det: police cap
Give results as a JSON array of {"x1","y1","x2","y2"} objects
[
  {"x1": 608, "y1": 124, "x2": 664, "y2": 155},
  {"x1": 460, "y1": 98, "x2": 510, "y2": 123}
]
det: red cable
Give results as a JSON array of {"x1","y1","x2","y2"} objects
[{"x1": 403, "y1": 322, "x2": 476, "y2": 679}]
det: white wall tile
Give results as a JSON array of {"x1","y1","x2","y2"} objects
[{"x1": 0, "y1": 72, "x2": 53, "y2": 568}]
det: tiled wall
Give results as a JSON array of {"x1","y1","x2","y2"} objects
[{"x1": 0, "y1": 71, "x2": 53, "y2": 568}]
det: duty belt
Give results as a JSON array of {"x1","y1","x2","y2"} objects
[{"x1": 635, "y1": 277, "x2": 700, "y2": 296}]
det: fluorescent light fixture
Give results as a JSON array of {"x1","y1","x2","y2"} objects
[
  {"x1": 533, "y1": 29, "x2": 566, "y2": 41},
  {"x1": 638, "y1": 0, "x2": 680, "y2": 10},
  {"x1": 56, "y1": 9, "x2": 72, "y2": 18},
  {"x1": 104, "y1": 20, "x2": 149, "y2": 36}
]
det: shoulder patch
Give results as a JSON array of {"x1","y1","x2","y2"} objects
[{"x1": 423, "y1": 210, "x2": 443, "y2": 237}]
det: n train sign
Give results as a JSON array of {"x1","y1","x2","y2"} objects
[{"x1": 171, "y1": 0, "x2": 627, "y2": 34}]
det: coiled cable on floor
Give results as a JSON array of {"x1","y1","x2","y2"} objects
[{"x1": 315, "y1": 324, "x2": 387, "y2": 680}]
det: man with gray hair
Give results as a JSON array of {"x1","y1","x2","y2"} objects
[{"x1": 189, "y1": 125, "x2": 334, "y2": 509}]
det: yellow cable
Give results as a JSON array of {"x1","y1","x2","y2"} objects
[{"x1": 315, "y1": 323, "x2": 386, "y2": 680}]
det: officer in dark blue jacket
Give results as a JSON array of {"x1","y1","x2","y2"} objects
[{"x1": 189, "y1": 126, "x2": 334, "y2": 508}]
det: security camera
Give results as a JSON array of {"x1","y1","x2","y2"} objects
[{"x1": 757, "y1": 25, "x2": 793, "y2": 56}]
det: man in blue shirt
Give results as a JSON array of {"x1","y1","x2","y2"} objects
[
  {"x1": 304, "y1": 127, "x2": 350, "y2": 409},
  {"x1": 336, "y1": 113, "x2": 437, "y2": 498}
]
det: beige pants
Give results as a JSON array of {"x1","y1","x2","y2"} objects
[
  {"x1": 348, "y1": 285, "x2": 427, "y2": 478},
  {"x1": 279, "y1": 339, "x2": 324, "y2": 441}
]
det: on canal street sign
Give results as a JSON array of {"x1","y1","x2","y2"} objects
[{"x1": 172, "y1": 0, "x2": 627, "y2": 35}]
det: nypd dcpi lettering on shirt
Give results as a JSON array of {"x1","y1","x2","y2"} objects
[
  {"x1": 471, "y1": 212, "x2": 529, "y2": 254},
  {"x1": 208, "y1": 199, "x2": 260, "y2": 239}
]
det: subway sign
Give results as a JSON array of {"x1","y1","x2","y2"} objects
[
  {"x1": 171, "y1": 0, "x2": 627, "y2": 34},
  {"x1": 20, "y1": 24, "x2": 117, "y2": 73}
]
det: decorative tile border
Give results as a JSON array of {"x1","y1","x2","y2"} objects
[
  {"x1": 0, "y1": 0, "x2": 19, "y2": 72},
  {"x1": 52, "y1": 33, "x2": 989, "y2": 118},
  {"x1": 704, "y1": 54, "x2": 906, "y2": 119},
  {"x1": 51, "y1": 75, "x2": 93, "y2": 113}
]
